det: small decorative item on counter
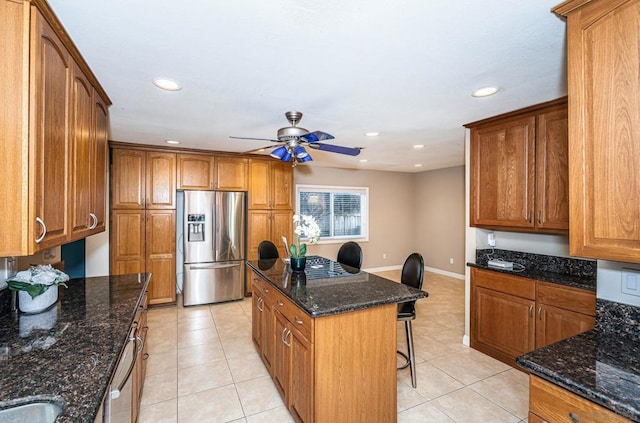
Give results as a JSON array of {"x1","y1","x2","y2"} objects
[
  {"x1": 289, "y1": 214, "x2": 321, "y2": 272},
  {"x1": 7, "y1": 264, "x2": 69, "y2": 313}
]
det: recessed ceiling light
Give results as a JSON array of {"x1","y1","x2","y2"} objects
[
  {"x1": 153, "y1": 77, "x2": 182, "y2": 91},
  {"x1": 365, "y1": 132, "x2": 380, "y2": 137},
  {"x1": 359, "y1": 159, "x2": 368, "y2": 163},
  {"x1": 413, "y1": 144, "x2": 424, "y2": 149},
  {"x1": 472, "y1": 86, "x2": 499, "y2": 97},
  {"x1": 165, "y1": 140, "x2": 180, "y2": 145},
  {"x1": 414, "y1": 164, "x2": 423, "y2": 168}
]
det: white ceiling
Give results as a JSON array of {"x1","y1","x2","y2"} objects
[{"x1": 48, "y1": 0, "x2": 568, "y2": 173}]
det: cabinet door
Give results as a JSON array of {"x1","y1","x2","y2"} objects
[
  {"x1": 91, "y1": 93, "x2": 109, "y2": 233},
  {"x1": 536, "y1": 106, "x2": 569, "y2": 231},
  {"x1": 271, "y1": 161, "x2": 293, "y2": 209},
  {"x1": 68, "y1": 61, "x2": 94, "y2": 240},
  {"x1": 146, "y1": 152, "x2": 176, "y2": 209},
  {"x1": 248, "y1": 159, "x2": 271, "y2": 209},
  {"x1": 112, "y1": 149, "x2": 146, "y2": 209},
  {"x1": 470, "y1": 116, "x2": 535, "y2": 229},
  {"x1": 474, "y1": 287, "x2": 535, "y2": 358},
  {"x1": 177, "y1": 154, "x2": 215, "y2": 190},
  {"x1": 271, "y1": 210, "x2": 293, "y2": 258},
  {"x1": 248, "y1": 210, "x2": 271, "y2": 260},
  {"x1": 31, "y1": 9, "x2": 71, "y2": 249},
  {"x1": 110, "y1": 210, "x2": 145, "y2": 275},
  {"x1": 535, "y1": 304, "x2": 595, "y2": 349},
  {"x1": 272, "y1": 309, "x2": 291, "y2": 403},
  {"x1": 561, "y1": 0, "x2": 640, "y2": 263},
  {"x1": 146, "y1": 210, "x2": 176, "y2": 304},
  {"x1": 289, "y1": 327, "x2": 313, "y2": 423},
  {"x1": 216, "y1": 157, "x2": 248, "y2": 190}
]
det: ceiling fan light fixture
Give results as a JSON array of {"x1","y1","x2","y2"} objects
[
  {"x1": 153, "y1": 77, "x2": 182, "y2": 91},
  {"x1": 294, "y1": 145, "x2": 309, "y2": 158},
  {"x1": 298, "y1": 154, "x2": 313, "y2": 163},
  {"x1": 270, "y1": 146, "x2": 288, "y2": 160}
]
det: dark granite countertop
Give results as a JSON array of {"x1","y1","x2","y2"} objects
[
  {"x1": 468, "y1": 262, "x2": 596, "y2": 291},
  {"x1": 0, "y1": 273, "x2": 150, "y2": 423},
  {"x1": 469, "y1": 248, "x2": 597, "y2": 291},
  {"x1": 517, "y1": 299, "x2": 640, "y2": 422},
  {"x1": 247, "y1": 256, "x2": 428, "y2": 317}
]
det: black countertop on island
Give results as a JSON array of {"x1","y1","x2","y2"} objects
[
  {"x1": 247, "y1": 256, "x2": 428, "y2": 317},
  {"x1": 517, "y1": 299, "x2": 640, "y2": 422},
  {"x1": 0, "y1": 273, "x2": 150, "y2": 423}
]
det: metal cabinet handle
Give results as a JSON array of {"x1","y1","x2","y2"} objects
[
  {"x1": 35, "y1": 217, "x2": 47, "y2": 243},
  {"x1": 143, "y1": 353, "x2": 150, "y2": 360},
  {"x1": 529, "y1": 305, "x2": 533, "y2": 318},
  {"x1": 294, "y1": 317, "x2": 303, "y2": 325},
  {"x1": 537, "y1": 210, "x2": 542, "y2": 225},
  {"x1": 257, "y1": 297, "x2": 264, "y2": 312},
  {"x1": 537, "y1": 307, "x2": 542, "y2": 320},
  {"x1": 282, "y1": 328, "x2": 291, "y2": 347},
  {"x1": 277, "y1": 300, "x2": 284, "y2": 307},
  {"x1": 89, "y1": 213, "x2": 98, "y2": 229},
  {"x1": 568, "y1": 412, "x2": 581, "y2": 423},
  {"x1": 527, "y1": 211, "x2": 532, "y2": 224}
]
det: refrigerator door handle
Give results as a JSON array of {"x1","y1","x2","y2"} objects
[{"x1": 188, "y1": 263, "x2": 241, "y2": 270}]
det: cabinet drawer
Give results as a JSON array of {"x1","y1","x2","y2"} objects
[
  {"x1": 537, "y1": 282, "x2": 595, "y2": 316},
  {"x1": 530, "y1": 375, "x2": 631, "y2": 423},
  {"x1": 272, "y1": 290, "x2": 313, "y2": 341},
  {"x1": 472, "y1": 268, "x2": 536, "y2": 299}
]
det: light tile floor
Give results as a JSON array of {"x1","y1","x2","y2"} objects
[{"x1": 139, "y1": 271, "x2": 529, "y2": 423}]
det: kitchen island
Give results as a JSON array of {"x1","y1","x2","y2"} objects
[
  {"x1": 247, "y1": 256, "x2": 428, "y2": 423},
  {"x1": 0, "y1": 273, "x2": 150, "y2": 423}
]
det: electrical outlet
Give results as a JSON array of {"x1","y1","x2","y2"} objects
[
  {"x1": 449, "y1": 257, "x2": 454, "y2": 265},
  {"x1": 382, "y1": 253, "x2": 387, "y2": 260},
  {"x1": 621, "y1": 268, "x2": 640, "y2": 297},
  {"x1": 488, "y1": 233, "x2": 496, "y2": 247}
]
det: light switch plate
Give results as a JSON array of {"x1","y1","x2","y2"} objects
[{"x1": 621, "y1": 268, "x2": 640, "y2": 297}]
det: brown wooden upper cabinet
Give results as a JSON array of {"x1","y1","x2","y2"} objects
[
  {"x1": 466, "y1": 98, "x2": 568, "y2": 234},
  {"x1": 112, "y1": 149, "x2": 176, "y2": 209},
  {"x1": 177, "y1": 154, "x2": 247, "y2": 191},
  {"x1": 554, "y1": 0, "x2": 640, "y2": 263},
  {"x1": 248, "y1": 159, "x2": 293, "y2": 210},
  {"x1": 0, "y1": 0, "x2": 110, "y2": 256}
]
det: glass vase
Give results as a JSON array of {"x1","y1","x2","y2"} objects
[{"x1": 290, "y1": 256, "x2": 307, "y2": 272}]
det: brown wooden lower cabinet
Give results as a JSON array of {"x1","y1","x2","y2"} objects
[
  {"x1": 250, "y1": 269, "x2": 396, "y2": 423},
  {"x1": 529, "y1": 375, "x2": 631, "y2": 423},
  {"x1": 471, "y1": 268, "x2": 595, "y2": 367},
  {"x1": 110, "y1": 210, "x2": 176, "y2": 305}
]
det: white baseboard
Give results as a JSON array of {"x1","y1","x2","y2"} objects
[
  {"x1": 364, "y1": 265, "x2": 403, "y2": 273},
  {"x1": 365, "y1": 265, "x2": 465, "y2": 280},
  {"x1": 462, "y1": 334, "x2": 470, "y2": 346},
  {"x1": 424, "y1": 266, "x2": 465, "y2": 280}
]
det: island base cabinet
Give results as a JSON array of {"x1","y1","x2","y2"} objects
[
  {"x1": 251, "y1": 270, "x2": 398, "y2": 423},
  {"x1": 529, "y1": 375, "x2": 632, "y2": 423}
]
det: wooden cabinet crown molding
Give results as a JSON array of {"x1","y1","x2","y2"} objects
[{"x1": 464, "y1": 97, "x2": 568, "y2": 129}]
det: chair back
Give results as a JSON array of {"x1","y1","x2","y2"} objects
[
  {"x1": 258, "y1": 240, "x2": 279, "y2": 260},
  {"x1": 401, "y1": 253, "x2": 424, "y2": 290},
  {"x1": 337, "y1": 241, "x2": 363, "y2": 270}
]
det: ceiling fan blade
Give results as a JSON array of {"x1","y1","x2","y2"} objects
[
  {"x1": 308, "y1": 143, "x2": 361, "y2": 156},
  {"x1": 299, "y1": 131, "x2": 335, "y2": 143},
  {"x1": 230, "y1": 136, "x2": 280, "y2": 142},
  {"x1": 242, "y1": 145, "x2": 277, "y2": 154}
]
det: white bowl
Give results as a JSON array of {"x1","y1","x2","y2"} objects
[{"x1": 18, "y1": 286, "x2": 58, "y2": 314}]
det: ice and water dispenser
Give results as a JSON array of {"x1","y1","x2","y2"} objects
[{"x1": 187, "y1": 214, "x2": 206, "y2": 242}]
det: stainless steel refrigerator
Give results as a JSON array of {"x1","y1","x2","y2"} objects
[{"x1": 183, "y1": 191, "x2": 246, "y2": 306}]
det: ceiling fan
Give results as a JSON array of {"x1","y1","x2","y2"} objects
[{"x1": 230, "y1": 111, "x2": 361, "y2": 166}]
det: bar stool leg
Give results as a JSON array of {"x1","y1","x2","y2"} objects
[{"x1": 405, "y1": 320, "x2": 416, "y2": 388}]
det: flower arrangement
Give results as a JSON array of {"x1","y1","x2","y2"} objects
[
  {"x1": 7, "y1": 264, "x2": 69, "y2": 298},
  {"x1": 290, "y1": 214, "x2": 321, "y2": 258}
]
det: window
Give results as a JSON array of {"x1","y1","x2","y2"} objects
[{"x1": 296, "y1": 185, "x2": 368, "y2": 242}]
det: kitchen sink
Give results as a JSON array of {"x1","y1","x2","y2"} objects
[{"x1": 0, "y1": 401, "x2": 62, "y2": 423}]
